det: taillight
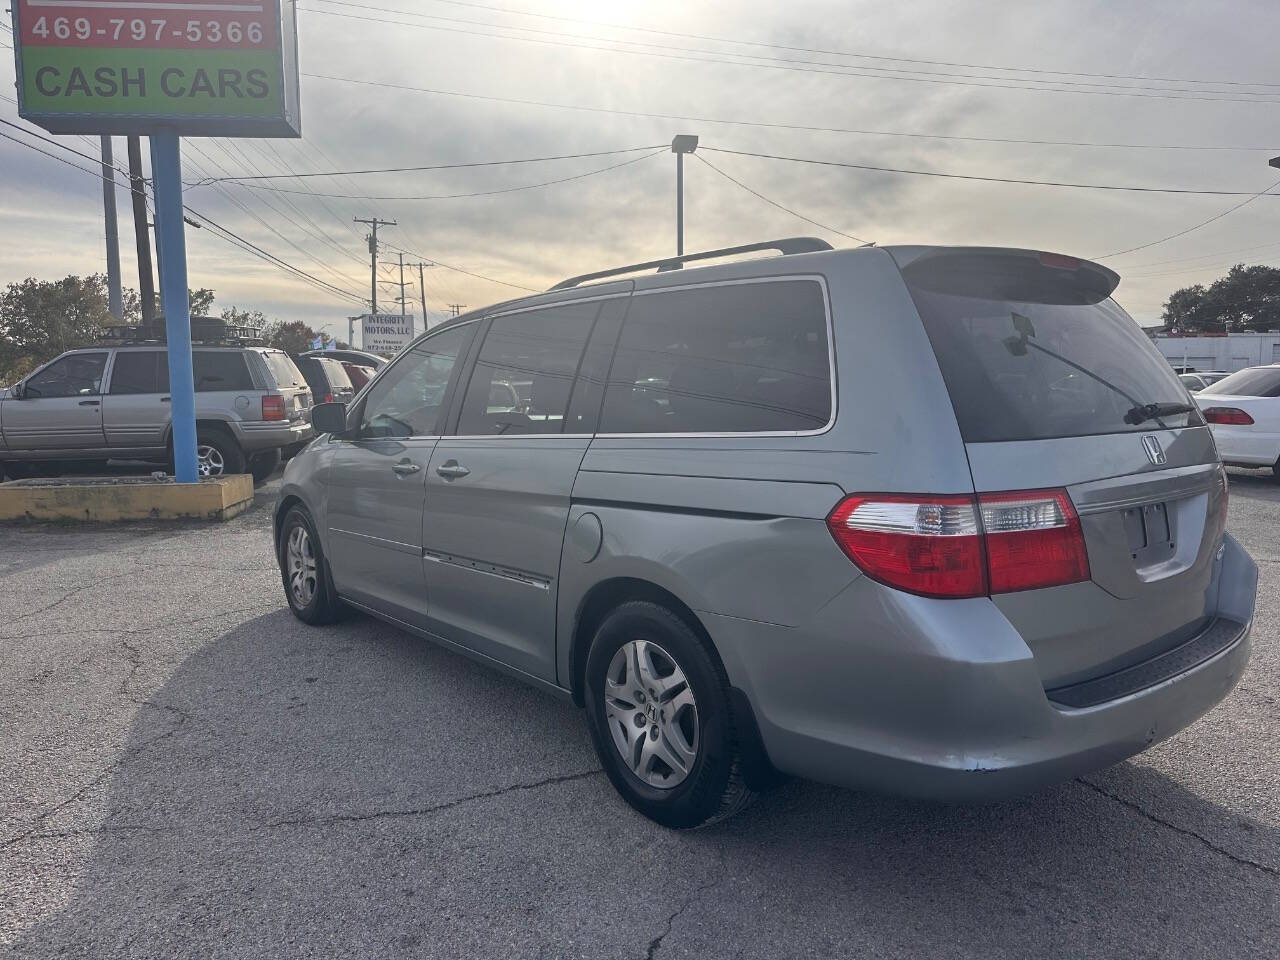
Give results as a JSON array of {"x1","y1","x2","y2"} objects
[
  {"x1": 827, "y1": 488, "x2": 1090, "y2": 598},
  {"x1": 262, "y1": 395, "x2": 286, "y2": 421},
  {"x1": 979, "y1": 489, "x2": 1090, "y2": 593},
  {"x1": 826, "y1": 495, "x2": 986, "y2": 599},
  {"x1": 323, "y1": 393, "x2": 334, "y2": 404},
  {"x1": 1202, "y1": 407, "x2": 1254, "y2": 426}
]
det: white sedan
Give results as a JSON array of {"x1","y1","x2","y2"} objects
[{"x1": 1195, "y1": 364, "x2": 1280, "y2": 477}]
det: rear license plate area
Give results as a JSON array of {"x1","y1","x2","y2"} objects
[{"x1": 1123, "y1": 501, "x2": 1175, "y2": 564}]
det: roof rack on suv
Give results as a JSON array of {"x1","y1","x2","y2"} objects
[
  {"x1": 97, "y1": 317, "x2": 264, "y2": 346},
  {"x1": 548, "y1": 237, "x2": 834, "y2": 291}
]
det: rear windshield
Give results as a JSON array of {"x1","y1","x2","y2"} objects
[
  {"x1": 1199, "y1": 367, "x2": 1280, "y2": 398},
  {"x1": 261, "y1": 351, "x2": 305, "y2": 389},
  {"x1": 905, "y1": 256, "x2": 1200, "y2": 443},
  {"x1": 319, "y1": 358, "x2": 353, "y2": 389}
]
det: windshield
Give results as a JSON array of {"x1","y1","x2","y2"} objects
[
  {"x1": 261, "y1": 351, "x2": 305, "y2": 389},
  {"x1": 1199, "y1": 366, "x2": 1280, "y2": 398},
  {"x1": 906, "y1": 260, "x2": 1200, "y2": 442}
]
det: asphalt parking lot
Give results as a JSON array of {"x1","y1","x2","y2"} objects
[{"x1": 1, "y1": 472, "x2": 1277, "y2": 959}]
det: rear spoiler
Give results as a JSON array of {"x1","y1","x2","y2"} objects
[{"x1": 887, "y1": 247, "x2": 1120, "y2": 304}]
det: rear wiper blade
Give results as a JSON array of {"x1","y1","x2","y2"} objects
[{"x1": 1124, "y1": 401, "x2": 1196, "y2": 426}]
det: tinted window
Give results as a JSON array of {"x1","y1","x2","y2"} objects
[
  {"x1": 1200, "y1": 367, "x2": 1280, "y2": 398},
  {"x1": 109, "y1": 352, "x2": 162, "y2": 394},
  {"x1": 906, "y1": 258, "x2": 1199, "y2": 442},
  {"x1": 599, "y1": 281, "x2": 831, "y2": 434},
  {"x1": 1178, "y1": 374, "x2": 1204, "y2": 391},
  {"x1": 457, "y1": 303, "x2": 599, "y2": 436},
  {"x1": 192, "y1": 352, "x2": 253, "y2": 392},
  {"x1": 261, "y1": 350, "x2": 305, "y2": 388},
  {"x1": 25, "y1": 352, "x2": 108, "y2": 398},
  {"x1": 319, "y1": 358, "x2": 353, "y2": 391},
  {"x1": 359, "y1": 323, "x2": 473, "y2": 438}
]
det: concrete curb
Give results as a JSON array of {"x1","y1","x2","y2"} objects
[{"x1": 0, "y1": 475, "x2": 254, "y2": 522}]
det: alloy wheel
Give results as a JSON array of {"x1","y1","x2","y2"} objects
[
  {"x1": 604, "y1": 639, "x2": 699, "y2": 789},
  {"x1": 286, "y1": 524, "x2": 318, "y2": 608},
  {"x1": 196, "y1": 443, "x2": 225, "y2": 477}
]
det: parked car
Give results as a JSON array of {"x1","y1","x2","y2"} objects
[
  {"x1": 300, "y1": 348, "x2": 386, "y2": 370},
  {"x1": 1195, "y1": 364, "x2": 1280, "y2": 478},
  {"x1": 1179, "y1": 371, "x2": 1230, "y2": 392},
  {"x1": 341, "y1": 362, "x2": 377, "y2": 391},
  {"x1": 274, "y1": 239, "x2": 1256, "y2": 828},
  {"x1": 292, "y1": 355, "x2": 356, "y2": 407},
  {"x1": 0, "y1": 345, "x2": 312, "y2": 484}
]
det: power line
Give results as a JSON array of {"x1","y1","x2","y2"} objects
[
  {"x1": 381, "y1": 240, "x2": 538, "y2": 292},
  {"x1": 230, "y1": 147, "x2": 667, "y2": 200},
  {"x1": 700, "y1": 145, "x2": 1280, "y2": 197},
  {"x1": 195, "y1": 144, "x2": 666, "y2": 183},
  {"x1": 1093, "y1": 179, "x2": 1280, "y2": 259},
  {"x1": 694, "y1": 154, "x2": 870, "y2": 244},
  {"x1": 1126, "y1": 239, "x2": 1280, "y2": 271},
  {"x1": 0, "y1": 121, "x2": 368, "y2": 306},
  {"x1": 303, "y1": 73, "x2": 1279, "y2": 153},
  {"x1": 300, "y1": 5, "x2": 1280, "y2": 105},
  {"x1": 388, "y1": 0, "x2": 1279, "y2": 89}
]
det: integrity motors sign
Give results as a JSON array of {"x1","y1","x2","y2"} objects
[
  {"x1": 361, "y1": 314, "x2": 415, "y2": 355},
  {"x1": 10, "y1": 0, "x2": 301, "y2": 136}
]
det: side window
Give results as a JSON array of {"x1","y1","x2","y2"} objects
[
  {"x1": 193, "y1": 352, "x2": 254, "y2": 392},
  {"x1": 359, "y1": 323, "x2": 473, "y2": 438},
  {"x1": 599, "y1": 281, "x2": 831, "y2": 434},
  {"x1": 25, "y1": 352, "x2": 108, "y2": 398},
  {"x1": 109, "y1": 352, "x2": 162, "y2": 395},
  {"x1": 456, "y1": 302, "x2": 600, "y2": 436}
]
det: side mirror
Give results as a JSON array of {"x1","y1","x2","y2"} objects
[{"x1": 311, "y1": 401, "x2": 349, "y2": 435}]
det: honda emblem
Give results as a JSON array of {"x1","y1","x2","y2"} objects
[{"x1": 1142, "y1": 435, "x2": 1167, "y2": 465}]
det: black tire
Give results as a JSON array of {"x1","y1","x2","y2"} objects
[
  {"x1": 248, "y1": 448, "x2": 282, "y2": 486},
  {"x1": 583, "y1": 600, "x2": 755, "y2": 828},
  {"x1": 277, "y1": 506, "x2": 340, "y2": 625}
]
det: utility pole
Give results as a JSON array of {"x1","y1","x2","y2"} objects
[
  {"x1": 448, "y1": 303, "x2": 466, "y2": 318},
  {"x1": 671, "y1": 134, "x2": 698, "y2": 257},
  {"x1": 415, "y1": 262, "x2": 433, "y2": 330},
  {"x1": 127, "y1": 135, "x2": 156, "y2": 325},
  {"x1": 396, "y1": 252, "x2": 408, "y2": 316},
  {"x1": 354, "y1": 216, "x2": 396, "y2": 311},
  {"x1": 100, "y1": 136, "x2": 123, "y2": 320}
]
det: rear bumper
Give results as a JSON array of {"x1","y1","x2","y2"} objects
[
  {"x1": 706, "y1": 534, "x2": 1257, "y2": 800},
  {"x1": 1210, "y1": 423, "x2": 1280, "y2": 467},
  {"x1": 233, "y1": 420, "x2": 313, "y2": 452}
]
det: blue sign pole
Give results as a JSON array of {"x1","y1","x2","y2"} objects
[{"x1": 149, "y1": 129, "x2": 199, "y2": 484}]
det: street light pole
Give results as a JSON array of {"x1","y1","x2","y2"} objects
[{"x1": 671, "y1": 134, "x2": 698, "y2": 257}]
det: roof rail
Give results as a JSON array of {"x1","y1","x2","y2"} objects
[{"x1": 548, "y1": 237, "x2": 834, "y2": 291}]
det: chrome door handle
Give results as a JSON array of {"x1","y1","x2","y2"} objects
[
  {"x1": 392, "y1": 460, "x2": 421, "y2": 476},
  {"x1": 435, "y1": 460, "x2": 470, "y2": 480},
  {"x1": 78, "y1": 399, "x2": 101, "y2": 407}
]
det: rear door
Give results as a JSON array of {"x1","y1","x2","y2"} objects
[
  {"x1": 103, "y1": 349, "x2": 169, "y2": 450},
  {"x1": 420, "y1": 293, "x2": 623, "y2": 681},
  {"x1": 256, "y1": 350, "x2": 312, "y2": 422},
  {"x1": 326, "y1": 321, "x2": 477, "y2": 627},
  {"x1": 902, "y1": 250, "x2": 1228, "y2": 689},
  {"x1": 5, "y1": 351, "x2": 109, "y2": 452}
]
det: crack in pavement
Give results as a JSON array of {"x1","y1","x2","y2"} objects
[
  {"x1": 0, "y1": 641, "x2": 194, "y2": 851},
  {"x1": 257, "y1": 769, "x2": 604, "y2": 830},
  {"x1": 5, "y1": 573, "x2": 138, "y2": 625},
  {"x1": 1077, "y1": 777, "x2": 1278, "y2": 877},
  {"x1": 644, "y1": 847, "x2": 728, "y2": 960}
]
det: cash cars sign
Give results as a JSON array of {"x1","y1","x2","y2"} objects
[{"x1": 10, "y1": 0, "x2": 301, "y2": 136}]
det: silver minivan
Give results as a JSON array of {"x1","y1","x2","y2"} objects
[{"x1": 274, "y1": 239, "x2": 1257, "y2": 827}]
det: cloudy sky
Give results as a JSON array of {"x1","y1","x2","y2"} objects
[{"x1": 3, "y1": 0, "x2": 1279, "y2": 342}]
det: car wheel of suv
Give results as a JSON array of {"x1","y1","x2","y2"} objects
[
  {"x1": 584, "y1": 600, "x2": 755, "y2": 828},
  {"x1": 248, "y1": 448, "x2": 282, "y2": 486},
  {"x1": 193, "y1": 429, "x2": 245, "y2": 478},
  {"x1": 278, "y1": 506, "x2": 340, "y2": 625}
]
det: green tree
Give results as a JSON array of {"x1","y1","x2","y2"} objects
[
  {"x1": 0, "y1": 274, "x2": 114, "y2": 383},
  {"x1": 262, "y1": 319, "x2": 323, "y2": 354},
  {"x1": 1162, "y1": 264, "x2": 1280, "y2": 332},
  {"x1": 189, "y1": 287, "x2": 216, "y2": 315},
  {"x1": 221, "y1": 305, "x2": 268, "y2": 330}
]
